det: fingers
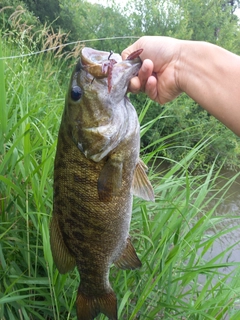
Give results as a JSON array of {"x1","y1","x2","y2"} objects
[
  {"x1": 127, "y1": 76, "x2": 141, "y2": 94},
  {"x1": 127, "y1": 59, "x2": 154, "y2": 93},
  {"x1": 145, "y1": 75, "x2": 158, "y2": 101},
  {"x1": 138, "y1": 59, "x2": 154, "y2": 91}
]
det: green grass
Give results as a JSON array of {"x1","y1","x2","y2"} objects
[{"x1": 1, "y1": 36, "x2": 240, "y2": 320}]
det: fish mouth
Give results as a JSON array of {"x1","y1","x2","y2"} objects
[
  {"x1": 80, "y1": 47, "x2": 121, "y2": 79},
  {"x1": 80, "y1": 47, "x2": 142, "y2": 93},
  {"x1": 81, "y1": 48, "x2": 122, "y2": 65},
  {"x1": 80, "y1": 47, "x2": 141, "y2": 78}
]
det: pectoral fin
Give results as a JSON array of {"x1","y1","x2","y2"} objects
[
  {"x1": 132, "y1": 159, "x2": 155, "y2": 201},
  {"x1": 50, "y1": 214, "x2": 76, "y2": 273},
  {"x1": 97, "y1": 158, "x2": 123, "y2": 202},
  {"x1": 114, "y1": 237, "x2": 142, "y2": 270}
]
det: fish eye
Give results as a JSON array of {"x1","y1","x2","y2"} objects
[{"x1": 71, "y1": 86, "x2": 82, "y2": 101}]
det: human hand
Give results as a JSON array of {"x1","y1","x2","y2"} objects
[
  {"x1": 123, "y1": 36, "x2": 240, "y2": 136},
  {"x1": 122, "y1": 36, "x2": 183, "y2": 104}
]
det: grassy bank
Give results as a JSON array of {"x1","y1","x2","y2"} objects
[{"x1": 1, "y1": 36, "x2": 240, "y2": 320}]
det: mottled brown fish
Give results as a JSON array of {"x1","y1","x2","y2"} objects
[{"x1": 50, "y1": 47, "x2": 154, "y2": 320}]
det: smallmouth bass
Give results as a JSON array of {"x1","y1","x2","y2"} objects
[{"x1": 50, "y1": 47, "x2": 154, "y2": 320}]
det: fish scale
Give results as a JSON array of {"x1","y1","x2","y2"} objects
[{"x1": 50, "y1": 47, "x2": 154, "y2": 320}]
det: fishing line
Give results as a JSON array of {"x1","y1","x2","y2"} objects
[{"x1": 0, "y1": 36, "x2": 139, "y2": 60}]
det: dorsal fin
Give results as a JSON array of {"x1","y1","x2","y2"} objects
[{"x1": 132, "y1": 159, "x2": 155, "y2": 202}]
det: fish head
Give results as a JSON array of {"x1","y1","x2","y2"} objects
[{"x1": 64, "y1": 47, "x2": 142, "y2": 161}]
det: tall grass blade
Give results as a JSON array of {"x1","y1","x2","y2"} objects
[
  {"x1": 1, "y1": 23, "x2": 240, "y2": 319},
  {"x1": 0, "y1": 34, "x2": 7, "y2": 153}
]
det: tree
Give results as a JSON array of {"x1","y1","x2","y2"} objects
[
  {"x1": 124, "y1": 0, "x2": 183, "y2": 36},
  {"x1": 172, "y1": 0, "x2": 239, "y2": 46},
  {"x1": 21, "y1": 0, "x2": 61, "y2": 24},
  {"x1": 58, "y1": 0, "x2": 132, "y2": 52}
]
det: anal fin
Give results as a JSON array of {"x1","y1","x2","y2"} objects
[
  {"x1": 114, "y1": 237, "x2": 142, "y2": 270},
  {"x1": 132, "y1": 159, "x2": 155, "y2": 202},
  {"x1": 50, "y1": 214, "x2": 76, "y2": 273},
  {"x1": 76, "y1": 287, "x2": 117, "y2": 320}
]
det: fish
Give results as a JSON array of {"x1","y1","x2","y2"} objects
[{"x1": 50, "y1": 47, "x2": 154, "y2": 320}]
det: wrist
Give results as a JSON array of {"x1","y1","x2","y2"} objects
[
  {"x1": 177, "y1": 40, "x2": 214, "y2": 96},
  {"x1": 175, "y1": 40, "x2": 198, "y2": 94}
]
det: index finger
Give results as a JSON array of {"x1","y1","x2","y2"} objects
[{"x1": 121, "y1": 42, "x2": 141, "y2": 60}]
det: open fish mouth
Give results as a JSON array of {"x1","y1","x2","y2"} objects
[
  {"x1": 80, "y1": 47, "x2": 122, "y2": 79},
  {"x1": 80, "y1": 47, "x2": 143, "y2": 92}
]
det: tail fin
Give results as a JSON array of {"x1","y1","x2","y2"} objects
[{"x1": 76, "y1": 288, "x2": 117, "y2": 320}]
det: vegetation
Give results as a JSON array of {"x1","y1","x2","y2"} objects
[
  {"x1": 1, "y1": 0, "x2": 240, "y2": 169},
  {"x1": 1, "y1": 0, "x2": 240, "y2": 319}
]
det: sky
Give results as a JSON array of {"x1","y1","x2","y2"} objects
[{"x1": 87, "y1": 0, "x2": 128, "y2": 8}]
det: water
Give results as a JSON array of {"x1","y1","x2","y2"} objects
[
  {"x1": 203, "y1": 170, "x2": 240, "y2": 267},
  {"x1": 157, "y1": 162, "x2": 240, "y2": 266},
  {"x1": 153, "y1": 164, "x2": 240, "y2": 318},
  {"x1": 198, "y1": 170, "x2": 240, "y2": 319}
]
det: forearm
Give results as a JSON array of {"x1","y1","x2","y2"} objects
[{"x1": 178, "y1": 41, "x2": 240, "y2": 136}]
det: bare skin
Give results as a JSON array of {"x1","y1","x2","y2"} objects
[{"x1": 122, "y1": 36, "x2": 240, "y2": 136}]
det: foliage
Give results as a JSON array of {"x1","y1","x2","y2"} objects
[
  {"x1": 1, "y1": 31, "x2": 240, "y2": 319},
  {"x1": 170, "y1": 0, "x2": 240, "y2": 51},
  {"x1": 0, "y1": 34, "x2": 67, "y2": 319},
  {"x1": 21, "y1": 0, "x2": 61, "y2": 24},
  {"x1": 0, "y1": 1, "x2": 40, "y2": 36},
  {"x1": 131, "y1": 93, "x2": 240, "y2": 172},
  {"x1": 57, "y1": 0, "x2": 134, "y2": 52},
  {"x1": 122, "y1": 0, "x2": 182, "y2": 36},
  {"x1": 1, "y1": 1, "x2": 240, "y2": 319}
]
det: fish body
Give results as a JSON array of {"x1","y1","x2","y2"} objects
[{"x1": 50, "y1": 47, "x2": 154, "y2": 320}]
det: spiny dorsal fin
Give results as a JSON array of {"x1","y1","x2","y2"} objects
[
  {"x1": 97, "y1": 158, "x2": 123, "y2": 202},
  {"x1": 76, "y1": 288, "x2": 117, "y2": 320},
  {"x1": 114, "y1": 237, "x2": 142, "y2": 270},
  {"x1": 132, "y1": 159, "x2": 155, "y2": 202}
]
